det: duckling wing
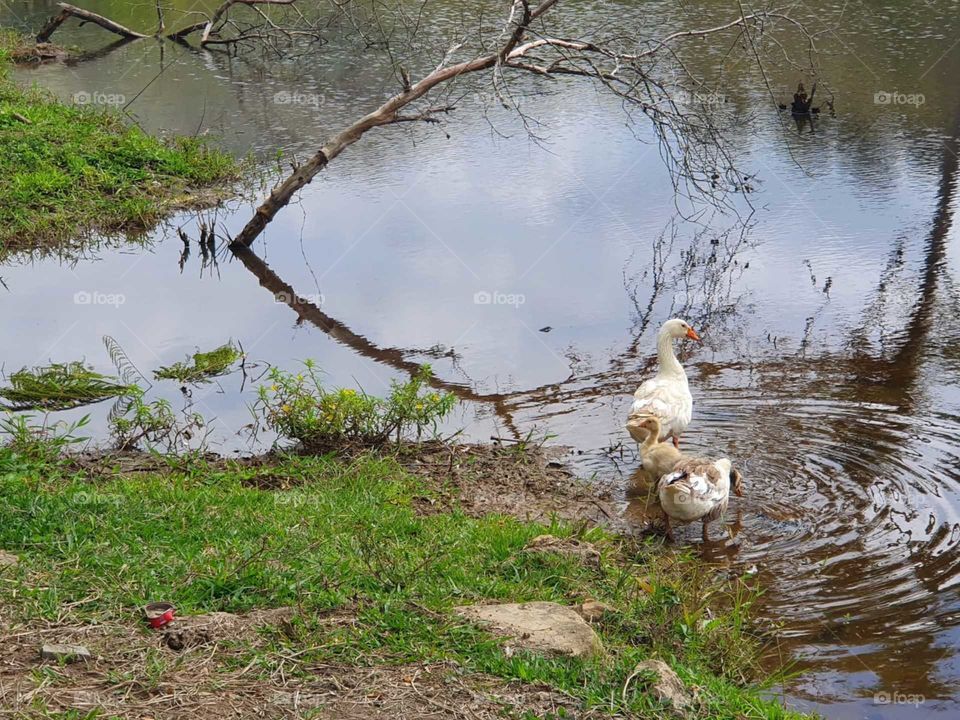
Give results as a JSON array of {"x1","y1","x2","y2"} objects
[{"x1": 662, "y1": 459, "x2": 727, "y2": 503}]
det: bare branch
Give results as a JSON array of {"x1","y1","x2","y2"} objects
[
  {"x1": 33, "y1": 0, "x2": 325, "y2": 48},
  {"x1": 226, "y1": 1, "x2": 818, "y2": 248},
  {"x1": 36, "y1": 3, "x2": 148, "y2": 42},
  {"x1": 200, "y1": 0, "x2": 299, "y2": 45}
]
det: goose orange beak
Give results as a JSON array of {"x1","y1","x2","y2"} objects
[{"x1": 686, "y1": 327, "x2": 701, "y2": 341}]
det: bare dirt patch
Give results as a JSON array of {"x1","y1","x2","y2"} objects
[
  {"x1": 0, "y1": 609, "x2": 598, "y2": 719},
  {"x1": 399, "y1": 441, "x2": 624, "y2": 529}
]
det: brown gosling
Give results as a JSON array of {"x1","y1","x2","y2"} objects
[{"x1": 626, "y1": 415, "x2": 685, "y2": 479}]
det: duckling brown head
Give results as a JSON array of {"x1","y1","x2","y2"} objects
[
  {"x1": 731, "y1": 468, "x2": 745, "y2": 497},
  {"x1": 632, "y1": 416, "x2": 663, "y2": 444}
]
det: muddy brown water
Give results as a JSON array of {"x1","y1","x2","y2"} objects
[{"x1": 3, "y1": 0, "x2": 960, "y2": 716}]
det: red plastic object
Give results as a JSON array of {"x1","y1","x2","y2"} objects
[{"x1": 144, "y1": 602, "x2": 176, "y2": 629}]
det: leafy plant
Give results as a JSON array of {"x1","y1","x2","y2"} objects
[
  {"x1": 256, "y1": 361, "x2": 456, "y2": 452},
  {"x1": 0, "y1": 412, "x2": 89, "y2": 465},
  {"x1": 109, "y1": 397, "x2": 206, "y2": 452},
  {"x1": 154, "y1": 342, "x2": 242, "y2": 385},
  {"x1": 0, "y1": 362, "x2": 139, "y2": 411}
]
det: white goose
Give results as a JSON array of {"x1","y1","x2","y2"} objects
[
  {"x1": 658, "y1": 457, "x2": 743, "y2": 541},
  {"x1": 627, "y1": 318, "x2": 701, "y2": 448}
]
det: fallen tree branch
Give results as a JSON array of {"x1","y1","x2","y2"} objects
[
  {"x1": 230, "y1": 0, "x2": 547, "y2": 248},
  {"x1": 36, "y1": 3, "x2": 148, "y2": 42},
  {"x1": 230, "y1": 0, "x2": 779, "y2": 248},
  {"x1": 34, "y1": 0, "x2": 315, "y2": 46}
]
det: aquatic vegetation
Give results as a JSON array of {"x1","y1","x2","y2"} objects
[
  {"x1": 257, "y1": 361, "x2": 456, "y2": 451},
  {"x1": 154, "y1": 342, "x2": 242, "y2": 385},
  {"x1": 0, "y1": 362, "x2": 139, "y2": 411}
]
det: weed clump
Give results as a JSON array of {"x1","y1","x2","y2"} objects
[
  {"x1": 257, "y1": 361, "x2": 456, "y2": 452},
  {"x1": 154, "y1": 342, "x2": 242, "y2": 385},
  {"x1": 109, "y1": 396, "x2": 206, "y2": 452},
  {"x1": 0, "y1": 412, "x2": 89, "y2": 466}
]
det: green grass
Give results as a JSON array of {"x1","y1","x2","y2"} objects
[
  {"x1": 0, "y1": 449, "x2": 808, "y2": 719},
  {"x1": 0, "y1": 34, "x2": 240, "y2": 258}
]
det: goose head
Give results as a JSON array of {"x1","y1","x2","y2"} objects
[{"x1": 661, "y1": 318, "x2": 701, "y2": 342}]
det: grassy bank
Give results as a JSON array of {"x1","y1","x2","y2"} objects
[
  {"x1": 0, "y1": 32, "x2": 240, "y2": 259},
  {"x1": 0, "y1": 445, "x2": 807, "y2": 719}
]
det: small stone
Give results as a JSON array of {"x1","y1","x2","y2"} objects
[
  {"x1": 0, "y1": 551, "x2": 18, "y2": 568},
  {"x1": 40, "y1": 644, "x2": 92, "y2": 663},
  {"x1": 578, "y1": 600, "x2": 614, "y2": 622},
  {"x1": 455, "y1": 601, "x2": 602, "y2": 657},
  {"x1": 627, "y1": 659, "x2": 693, "y2": 709},
  {"x1": 524, "y1": 535, "x2": 601, "y2": 568}
]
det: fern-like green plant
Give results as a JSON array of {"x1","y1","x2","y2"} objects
[{"x1": 0, "y1": 362, "x2": 139, "y2": 411}]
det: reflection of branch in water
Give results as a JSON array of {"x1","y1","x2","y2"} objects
[
  {"x1": 744, "y1": 112, "x2": 960, "y2": 698},
  {"x1": 226, "y1": 211, "x2": 753, "y2": 435},
  {"x1": 621, "y1": 220, "x2": 675, "y2": 358},
  {"x1": 229, "y1": 243, "x2": 535, "y2": 436},
  {"x1": 675, "y1": 214, "x2": 755, "y2": 333},
  {"x1": 616, "y1": 216, "x2": 757, "y2": 379},
  {"x1": 852, "y1": 122, "x2": 960, "y2": 408}
]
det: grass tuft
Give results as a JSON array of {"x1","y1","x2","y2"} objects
[{"x1": 0, "y1": 46, "x2": 241, "y2": 259}]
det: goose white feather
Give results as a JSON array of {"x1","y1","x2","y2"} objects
[{"x1": 628, "y1": 318, "x2": 700, "y2": 444}]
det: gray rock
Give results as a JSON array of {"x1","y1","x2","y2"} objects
[
  {"x1": 455, "y1": 601, "x2": 602, "y2": 658},
  {"x1": 627, "y1": 659, "x2": 693, "y2": 709},
  {"x1": 40, "y1": 644, "x2": 93, "y2": 663}
]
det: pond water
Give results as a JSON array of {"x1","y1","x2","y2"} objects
[{"x1": 3, "y1": 0, "x2": 960, "y2": 716}]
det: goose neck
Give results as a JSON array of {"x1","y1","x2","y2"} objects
[{"x1": 657, "y1": 331, "x2": 685, "y2": 377}]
